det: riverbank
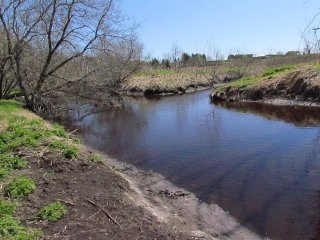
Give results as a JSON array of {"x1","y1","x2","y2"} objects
[
  {"x1": 211, "y1": 64, "x2": 320, "y2": 106},
  {"x1": 123, "y1": 68, "x2": 212, "y2": 96},
  {"x1": 0, "y1": 100, "x2": 263, "y2": 239}
]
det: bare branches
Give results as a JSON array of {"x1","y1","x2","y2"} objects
[{"x1": 0, "y1": 0, "x2": 142, "y2": 116}]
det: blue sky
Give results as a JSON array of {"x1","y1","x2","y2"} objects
[{"x1": 120, "y1": 0, "x2": 320, "y2": 58}]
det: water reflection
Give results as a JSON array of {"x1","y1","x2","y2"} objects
[
  {"x1": 63, "y1": 91, "x2": 320, "y2": 240},
  {"x1": 214, "y1": 101, "x2": 320, "y2": 127}
]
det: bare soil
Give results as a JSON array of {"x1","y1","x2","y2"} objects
[
  {"x1": 16, "y1": 147, "x2": 203, "y2": 240},
  {"x1": 14, "y1": 139, "x2": 265, "y2": 240}
]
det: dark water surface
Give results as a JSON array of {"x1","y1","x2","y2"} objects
[{"x1": 64, "y1": 91, "x2": 320, "y2": 240}]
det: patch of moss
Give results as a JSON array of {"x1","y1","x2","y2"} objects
[
  {"x1": 38, "y1": 202, "x2": 67, "y2": 222},
  {"x1": 5, "y1": 176, "x2": 36, "y2": 198}
]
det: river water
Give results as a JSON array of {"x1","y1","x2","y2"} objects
[{"x1": 64, "y1": 90, "x2": 320, "y2": 240}]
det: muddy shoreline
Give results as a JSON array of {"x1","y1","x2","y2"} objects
[{"x1": 100, "y1": 151, "x2": 266, "y2": 240}]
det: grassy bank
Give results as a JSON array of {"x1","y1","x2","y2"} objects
[
  {"x1": 0, "y1": 100, "x2": 82, "y2": 239},
  {"x1": 212, "y1": 63, "x2": 320, "y2": 103},
  {"x1": 216, "y1": 64, "x2": 298, "y2": 92},
  {"x1": 124, "y1": 68, "x2": 211, "y2": 95},
  {"x1": 125, "y1": 54, "x2": 320, "y2": 96},
  {"x1": 0, "y1": 100, "x2": 203, "y2": 239}
]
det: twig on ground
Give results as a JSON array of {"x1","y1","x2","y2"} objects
[
  {"x1": 85, "y1": 198, "x2": 122, "y2": 228},
  {"x1": 58, "y1": 198, "x2": 77, "y2": 206}
]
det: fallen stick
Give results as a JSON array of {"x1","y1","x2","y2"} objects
[
  {"x1": 85, "y1": 198, "x2": 122, "y2": 228},
  {"x1": 58, "y1": 198, "x2": 77, "y2": 206}
]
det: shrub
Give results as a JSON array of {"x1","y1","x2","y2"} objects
[
  {"x1": 38, "y1": 202, "x2": 68, "y2": 222},
  {"x1": 5, "y1": 176, "x2": 36, "y2": 198}
]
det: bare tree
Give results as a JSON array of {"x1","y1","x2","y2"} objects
[
  {"x1": 170, "y1": 43, "x2": 182, "y2": 71},
  {"x1": 204, "y1": 42, "x2": 224, "y2": 86},
  {"x1": 86, "y1": 35, "x2": 143, "y2": 103},
  {"x1": 0, "y1": 0, "x2": 139, "y2": 116},
  {"x1": 225, "y1": 50, "x2": 253, "y2": 81}
]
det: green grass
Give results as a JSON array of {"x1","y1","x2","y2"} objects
[
  {"x1": 217, "y1": 64, "x2": 298, "y2": 92},
  {"x1": 89, "y1": 153, "x2": 102, "y2": 163},
  {"x1": 0, "y1": 100, "x2": 22, "y2": 114},
  {"x1": 218, "y1": 76, "x2": 261, "y2": 91},
  {"x1": 0, "y1": 155, "x2": 27, "y2": 180},
  {"x1": 49, "y1": 140, "x2": 78, "y2": 159},
  {"x1": 0, "y1": 200, "x2": 16, "y2": 216},
  {"x1": 0, "y1": 199, "x2": 41, "y2": 239},
  {"x1": 262, "y1": 64, "x2": 296, "y2": 77},
  {"x1": 5, "y1": 176, "x2": 36, "y2": 198},
  {"x1": 38, "y1": 202, "x2": 67, "y2": 222},
  {"x1": 0, "y1": 100, "x2": 82, "y2": 239}
]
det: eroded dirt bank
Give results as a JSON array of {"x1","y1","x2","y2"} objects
[
  {"x1": 211, "y1": 67, "x2": 320, "y2": 106},
  {"x1": 102, "y1": 156, "x2": 265, "y2": 240},
  {"x1": 21, "y1": 143, "x2": 264, "y2": 239}
]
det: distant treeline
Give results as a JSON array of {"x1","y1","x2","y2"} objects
[{"x1": 149, "y1": 50, "x2": 304, "y2": 69}]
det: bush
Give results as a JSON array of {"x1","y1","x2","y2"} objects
[
  {"x1": 5, "y1": 176, "x2": 36, "y2": 198},
  {"x1": 38, "y1": 202, "x2": 68, "y2": 222}
]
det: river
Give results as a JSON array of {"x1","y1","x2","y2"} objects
[{"x1": 64, "y1": 90, "x2": 320, "y2": 240}]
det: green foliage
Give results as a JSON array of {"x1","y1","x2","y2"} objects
[
  {"x1": 0, "y1": 100, "x2": 22, "y2": 115},
  {"x1": 38, "y1": 202, "x2": 67, "y2": 222},
  {"x1": 150, "y1": 58, "x2": 160, "y2": 67},
  {"x1": 0, "y1": 200, "x2": 16, "y2": 216},
  {"x1": 262, "y1": 64, "x2": 296, "y2": 77},
  {"x1": 49, "y1": 140, "x2": 78, "y2": 159},
  {"x1": 0, "y1": 215, "x2": 41, "y2": 239},
  {"x1": 218, "y1": 76, "x2": 260, "y2": 91},
  {"x1": 64, "y1": 147, "x2": 78, "y2": 159},
  {"x1": 0, "y1": 199, "x2": 41, "y2": 239},
  {"x1": 89, "y1": 153, "x2": 102, "y2": 163},
  {"x1": 5, "y1": 176, "x2": 36, "y2": 198},
  {"x1": 51, "y1": 124, "x2": 67, "y2": 138},
  {"x1": 0, "y1": 154, "x2": 27, "y2": 180},
  {"x1": 0, "y1": 117, "x2": 47, "y2": 153}
]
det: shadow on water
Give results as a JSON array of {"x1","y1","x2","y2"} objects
[
  {"x1": 214, "y1": 101, "x2": 320, "y2": 127},
  {"x1": 62, "y1": 91, "x2": 320, "y2": 240}
]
